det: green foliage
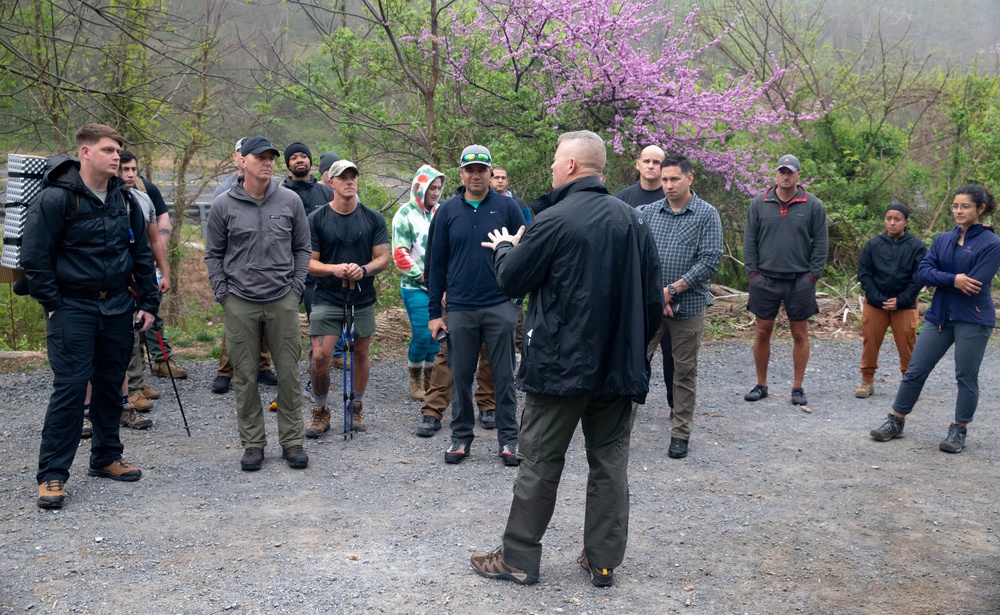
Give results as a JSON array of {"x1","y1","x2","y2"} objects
[
  {"x1": 166, "y1": 301, "x2": 224, "y2": 358},
  {"x1": 0, "y1": 285, "x2": 46, "y2": 351}
]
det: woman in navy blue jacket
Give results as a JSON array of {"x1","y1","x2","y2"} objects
[{"x1": 870, "y1": 185, "x2": 1000, "y2": 453}]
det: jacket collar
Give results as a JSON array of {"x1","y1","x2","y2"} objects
[
  {"x1": 531, "y1": 176, "x2": 608, "y2": 217},
  {"x1": 232, "y1": 177, "x2": 280, "y2": 204}
]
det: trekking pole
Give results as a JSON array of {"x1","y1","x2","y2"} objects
[
  {"x1": 342, "y1": 278, "x2": 356, "y2": 440},
  {"x1": 155, "y1": 329, "x2": 191, "y2": 436}
]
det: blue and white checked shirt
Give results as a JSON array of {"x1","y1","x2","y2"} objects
[{"x1": 636, "y1": 191, "x2": 723, "y2": 320}]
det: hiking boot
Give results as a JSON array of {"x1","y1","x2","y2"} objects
[
  {"x1": 281, "y1": 445, "x2": 309, "y2": 468},
  {"x1": 351, "y1": 401, "x2": 367, "y2": 432},
  {"x1": 121, "y1": 405, "x2": 153, "y2": 430},
  {"x1": 128, "y1": 391, "x2": 153, "y2": 412},
  {"x1": 479, "y1": 410, "x2": 496, "y2": 430},
  {"x1": 744, "y1": 384, "x2": 768, "y2": 402},
  {"x1": 870, "y1": 413, "x2": 905, "y2": 441},
  {"x1": 576, "y1": 551, "x2": 615, "y2": 587},
  {"x1": 152, "y1": 360, "x2": 188, "y2": 379},
  {"x1": 578, "y1": 550, "x2": 613, "y2": 588},
  {"x1": 81, "y1": 411, "x2": 92, "y2": 439},
  {"x1": 37, "y1": 479, "x2": 66, "y2": 509},
  {"x1": 88, "y1": 459, "x2": 142, "y2": 482},
  {"x1": 211, "y1": 375, "x2": 231, "y2": 394},
  {"x1": 305, "y1": 406, "x2": 331, "y2": 438},
  {"x1": 416, "y1": 415, "x2": 441, "y2": 438},
  {"x1": 408, "y1": 366, "x2": 425, "y2": 401},
  {"x1": 241, "y1": 447, "x2": 264, "y2": 471},
  {"x1": 141, "y1": 385, "x2": 161, "y2": 400},
  {"x1": 445, "y1": 440, "x2": 471, "y2": 464},
  {"x1": 668, "y1": 436, "x2": 689, "y2": 459},
  {"x1": 470, "y1": 547, "x2": 539, "y2": 585},
  {"x1": 303, "y1": 381, "x2": 314, "y2": 403},
  {"x1": 257, "y1": 369, "x2": 278, "y2": 386},
  {"x1": 332, "y1": 356, "x2": 345, "y2": 370},
  {"x1": 791, "y1": 387, "x2": 808, "y2": 406},
  {"x1": 939, "y1": 423, "x2": 967, "y2": 454},
  {"x1": 499, "y1": 443, "x2": 520, "y2": 466},
  {"x1": 855, "y1": 380, "x2": 874, "y2": 398}
]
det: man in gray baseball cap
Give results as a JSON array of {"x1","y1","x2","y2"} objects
[
  {"x1": 776, "y1": 154, "x2": 800, "y2": 172},
  {"x1": 742, "y1": 153, "x2": 828, "y2": 408}
]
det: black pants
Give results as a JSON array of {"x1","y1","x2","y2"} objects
[{"x1": 37, "y1": 307, "x2": 132, "y2": 483}]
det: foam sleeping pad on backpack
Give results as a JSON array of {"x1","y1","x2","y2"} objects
[{"x1": 3, "y1": 154, "x2": 46, "y2": 269}]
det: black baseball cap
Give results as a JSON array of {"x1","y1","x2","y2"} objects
[{"x1": 241, "y1": 136, "x2": 279, "y2": 157}]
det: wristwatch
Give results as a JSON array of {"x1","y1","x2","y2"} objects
[
  {"x1": 360, "y1": 266, "x2": 368, "y2": 277},
  {"x1": 667, "y1": 284, "x2": 678, "y2": 297}
]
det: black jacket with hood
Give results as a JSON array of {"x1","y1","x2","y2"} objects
[
  {"x1": 491, "y1": 176, "x2": 663, "y2": 403},
  {"x1": 857, "y1": 229, "x2": 927, "y2": 310},
  {"x1": 281, "y1": 176, "x2": 333, "y2": 217},
  {"x1": 20, "y1": 156, "x2": 158, "y2": 316}
]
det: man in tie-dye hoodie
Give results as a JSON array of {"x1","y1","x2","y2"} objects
[{"x1": 392, "y1": 165, "x2": 446, "y2": 402}]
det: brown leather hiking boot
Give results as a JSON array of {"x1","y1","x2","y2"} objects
[
  {"x1": 37, "y1": 479, "x2": 66, "y2": 509},
  {"x1": 332, "y1": 356, "x2": 345, "y2": 370},
  {"x1": 241, "y1": 447, "x2": 264, "y2": 471},
  {"x1": 88, "y1": 459, "x2": 142, "y2": 481},
  {"x1": 470, "y1": 547, "x2": 539, "y2": 585},
  {"x1": 129, "y1": 391, "x2": 153, "y2": 412},
  {"x1": 352, "y1": 401, "x2": 366, "y2": 432},
  {"x1": 281, "y1": 445, "x2": 309, "y2": 468},
  {"x1": 152, "y1": 360, "x2": 188, "y2": 379},
  {"x1": 408, "y1": 366, "x2": 425, "y2": 401},
  {"x1": 305, "y1": 406, "x2": 331, "y2": 438},
  {"x1": 141, "y1": 385, "x2": 161, "y2": 400},
  {"x1": 121, "y1": 405, "x2": 153, "y2": 430}
]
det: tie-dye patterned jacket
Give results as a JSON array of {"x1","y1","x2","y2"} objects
[{"x1": 392, "y1": 165, "x2": 445, "y2": 291}]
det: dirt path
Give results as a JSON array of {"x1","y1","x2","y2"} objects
[{"x1": 1, "y1": 337, "x2": 998, "y2": 614}]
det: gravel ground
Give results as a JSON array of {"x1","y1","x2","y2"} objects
[{"x1": 1, "y1": 335, "x2": 999, "y2": 614}]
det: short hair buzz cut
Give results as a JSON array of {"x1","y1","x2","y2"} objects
[
  {"x1": 557, "y1": 130, "x2": 607, "y2": 173},
  {"x1": 660, "y1": 154, "x2": 693, "y2": 176},
  {"x1": 75, "y1": 124, "x2": 125, "y2": 148}
]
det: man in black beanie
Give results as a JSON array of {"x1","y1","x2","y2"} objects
[{"x1": 282, "y1": 142, "x2": 333, "y2": 217}]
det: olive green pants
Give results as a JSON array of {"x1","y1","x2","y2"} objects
[
  {"x1": 501, "y1": 393, "x2": 636, "y2": 575},
  {"x1": 224, "y1": 292, "x2": 304, "y2": 449}
]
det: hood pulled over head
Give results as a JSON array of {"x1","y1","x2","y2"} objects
[{"x1": 409, "y1": 165, "x2": 445, "y2": 211}]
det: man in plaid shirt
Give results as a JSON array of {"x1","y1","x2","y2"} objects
[{"x1": 636, "y1": 154, "x2": 723, "y2": 459}]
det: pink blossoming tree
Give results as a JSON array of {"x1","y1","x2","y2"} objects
[{"x1": 448, "y1": 0, "x2": 820, "y2": 192}]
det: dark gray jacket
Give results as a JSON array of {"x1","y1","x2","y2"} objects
[
  {"x1": 744, "y1": 184, "x2": 828, "y2": 281},
  {"x1": 205, "y1": 178, "x2": 310, "y2": 304}
]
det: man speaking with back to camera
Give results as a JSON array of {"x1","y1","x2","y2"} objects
[{"x1": 470, "y1": 130, "x2": 662, "y2": 587}]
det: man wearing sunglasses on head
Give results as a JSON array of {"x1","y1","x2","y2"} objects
[{"x1": 427, "y1": 145, "x2": 526, "y2": 466}]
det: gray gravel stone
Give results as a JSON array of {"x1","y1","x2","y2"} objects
[{"x1": 0, "y1": 337, "x2": 997, "y2": 613}]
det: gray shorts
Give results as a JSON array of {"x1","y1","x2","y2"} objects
[{"x1": 310, "y1": 303, "x2": 377, "y2": 338}]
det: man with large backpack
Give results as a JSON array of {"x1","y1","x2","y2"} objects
[{"x1": 21, "y1": 124, "x2": 159, "y2": 509}]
